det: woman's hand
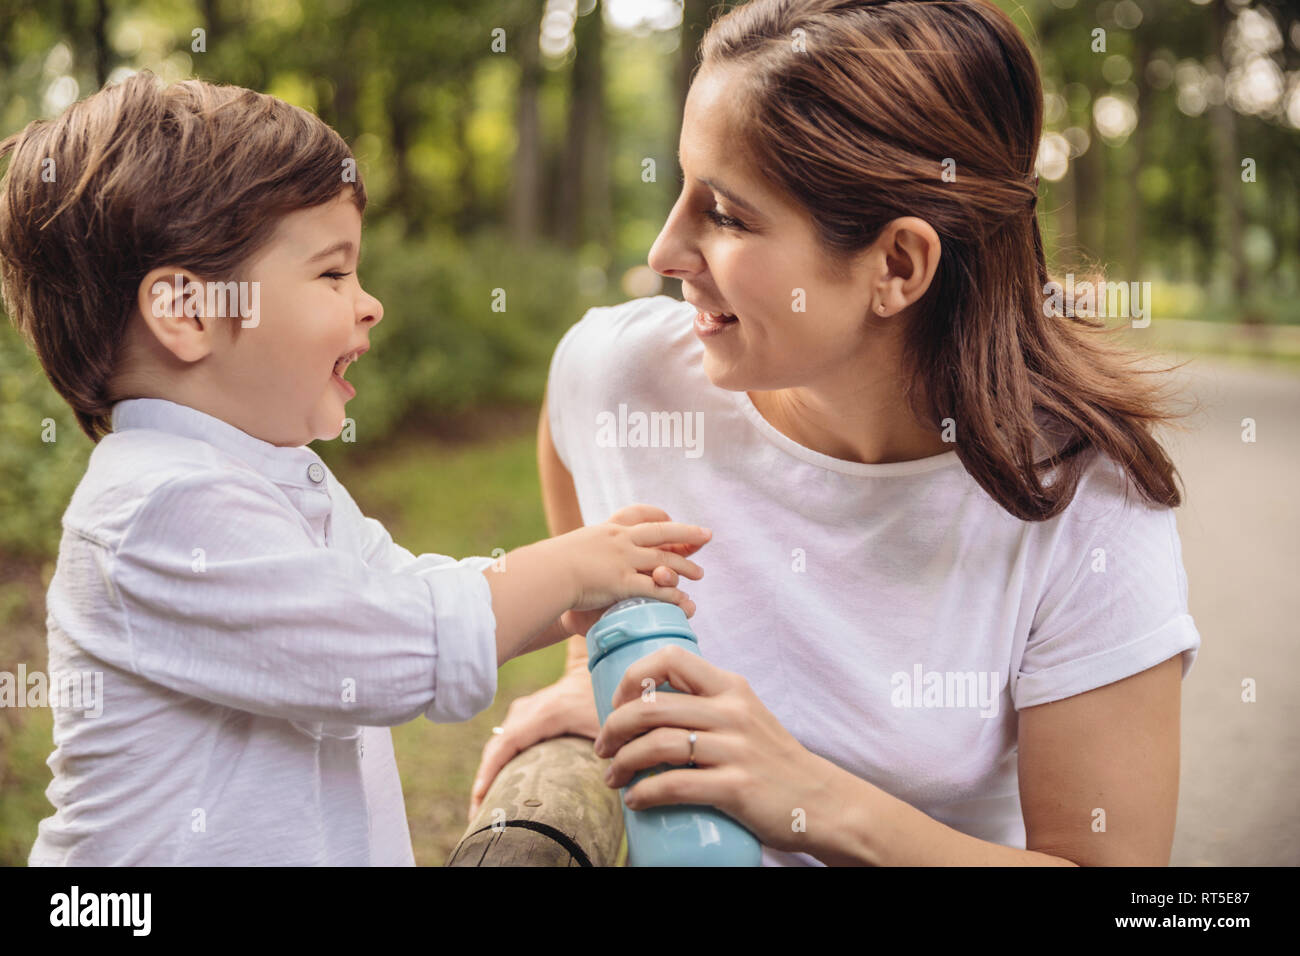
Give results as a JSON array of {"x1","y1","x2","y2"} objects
[
  {"x1": 467, "y1": 667, "x2": 603, "y2": 822},
  {"x1": 592, "y1": 644, "x2": 846, "y2": 856}
]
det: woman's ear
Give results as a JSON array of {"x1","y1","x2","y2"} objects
[
  {"x1": 136, "y1": 267, "x2": 215, "y2": 363},
  {"x1": 875, "y1": 217, "x2": 942, "y2": 316}
]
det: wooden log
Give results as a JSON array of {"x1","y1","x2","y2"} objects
[{"x1": 446, "y1": 734, "x2": 624, "y2": 866}]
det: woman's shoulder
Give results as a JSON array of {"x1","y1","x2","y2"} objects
[
  {"x1": 546, "y1": 296, "x2": 699, "y2": 466},
  {"x1": 1028, "y1": 447, "x2": 1179, "y2": 571},
  {"x1": 548, "y1": 295, "x2": 698, "y2": 400},
  {"x1": 558, "y1": 294, "x2": 696, "y2": 357},
  {"x1": 1060, "y1": 448, "x2": 1168, "y2": 524}
]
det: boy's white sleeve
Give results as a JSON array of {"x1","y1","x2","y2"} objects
[
  {"x1": 99, "y1": 470, "x2": 498, "y2": 725},
  {"x1": 354, "y1": 512, "x2": 503, "y2": 723}
]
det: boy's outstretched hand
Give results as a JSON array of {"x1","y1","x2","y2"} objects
[
  {"x1": 485, "y1": 504, "x2": 711, "y2": 664},
  {"x1": 558, "y1": 504, "x2": 710, "y2": 637}
]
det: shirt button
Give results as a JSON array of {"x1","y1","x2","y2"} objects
[{"x1": 307, "y1": 462, "x2": 325, "y2": 483}]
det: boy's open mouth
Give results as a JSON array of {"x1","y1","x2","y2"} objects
[
  {"x1": 332, "y1": 345, "x2": 368, "y2": 397},
  {"x1": 333, "y1": 345, "x2": 368, "y2": 380}
]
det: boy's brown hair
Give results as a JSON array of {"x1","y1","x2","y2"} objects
[{"x1": 0, "y1": 71, "x2": 366, "y2": 441}]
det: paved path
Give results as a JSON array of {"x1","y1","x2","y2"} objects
[{"x1": 1156, "y1": 354, "x2": 1300, "y2": 865}]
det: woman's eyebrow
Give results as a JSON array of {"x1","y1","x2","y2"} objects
[
  {"x1": 698, "y1": 177, "x2": 762, "y2": 218},
  {"x1": 676, "y1": 147, "x2": 763, "y2": 217}
]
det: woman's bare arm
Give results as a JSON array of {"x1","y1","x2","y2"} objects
[
  {"x1": 536, "y1": 389, "x2": 591, "y2": 673},
  {"x1": 1017, "y1": 653, "x2": 1182, "y2": 865},
  {"x1": 810, "y1": 654, "x2": 1183, "y2": 865}
]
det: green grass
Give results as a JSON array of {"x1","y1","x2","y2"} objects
[
  {"x1": 0, "y1": 708, "x2": 52, "y2": 865},
  {"x1": 0, "y1": 414, "x2": 580, "y2": 867}
]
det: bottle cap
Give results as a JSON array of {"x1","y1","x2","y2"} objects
[{"x1": 586, "y1": 598, "x2": 697, "y2": 669}]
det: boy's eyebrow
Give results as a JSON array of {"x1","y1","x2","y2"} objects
[{"x1": 306, "y1": 240, "x2": 358, "y2": 265}]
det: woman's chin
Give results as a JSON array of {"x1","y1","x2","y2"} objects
[{"x1": 700, "y1": 354, "x2": 746, "y2": 391}]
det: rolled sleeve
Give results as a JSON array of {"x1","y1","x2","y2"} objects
[
  {"x1": 422, "y1": 556, "x2": 499, "y2": 722},
  {"x1": 1014, "y1": 613, "x2": 1200, "y2": 711},
  {"x1": 354, "y1": 514, "x2": 500, "y2": 721}
]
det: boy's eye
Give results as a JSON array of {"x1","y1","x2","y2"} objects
[{"x1": 321, "y1": 271, "x2": 351, "y2": 280}]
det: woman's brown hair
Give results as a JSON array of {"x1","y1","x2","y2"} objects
[
  {"x1": 0, "y1": 71, "x2": 366, "y2": 442},
  {"x1": 700, "y1": 0, "x2": 1196, "y2": 521}
]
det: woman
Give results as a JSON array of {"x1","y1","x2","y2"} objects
[{"x1": 469, "y1": 0, "x2": 1201, "y2": 866}]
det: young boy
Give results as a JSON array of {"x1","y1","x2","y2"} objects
[{"x1": 0, "y1": 72, "x2": 711, "y2": 865}]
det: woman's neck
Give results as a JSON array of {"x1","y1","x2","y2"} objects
[{"x1": 747, "y1": 382, "x2": 951, "y2": 466}]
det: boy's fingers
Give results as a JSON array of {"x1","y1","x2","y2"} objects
[
  {"x1": 661, "y1": 540, "x2": 706, "y2": 557},
  {"x1": 607, "y1": 504, "x2": 670, "y2": 526},
  {"x1": 630, "y1": 521, "x2": 712, "y2": 548},
  {"x1": 645, "y1": 550, "x2": 703, "y2": 580},
  {"x1": 652, "y1": 565, "x2": 679, "y2": 587},
  {"x1": 677, "y1": 557, "x2": 703, "y2": 579},
  {"x1": 652, "y1": 586, "x2": 691, "y2": 611}
]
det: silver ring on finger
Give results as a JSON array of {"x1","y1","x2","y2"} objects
[{"x1": 686, "y1": 730, "x2": 697, "y2": 768}]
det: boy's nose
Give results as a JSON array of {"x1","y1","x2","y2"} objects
[{"x1": 359, "y1": 291, "x2": 383, "y2": 326}]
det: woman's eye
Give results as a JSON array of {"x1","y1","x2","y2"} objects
[
  {"x1": 702, "y1": 207, "x2": 746, "y2": 231},
  {"x1": 676, "y1": 170, "x2": 745, "y2": 230}
]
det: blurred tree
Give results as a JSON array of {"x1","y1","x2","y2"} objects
[
  {"x1": 675, "y1": 0, "x2": 716, "y2": 173},
  {"x1": 510, "y1": 0, "x2": 544, "y2": 244},
  {"x1": 556, "y1": 0, "x2": 611, "y2": 250}
]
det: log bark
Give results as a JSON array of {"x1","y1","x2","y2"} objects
[{"x1": 446, "y1": 735, "x2": 624, "y2": 867}]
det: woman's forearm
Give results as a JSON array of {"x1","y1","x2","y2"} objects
[{"x1": 810, "y1": 762, "x2": 1080, "y2": 866}]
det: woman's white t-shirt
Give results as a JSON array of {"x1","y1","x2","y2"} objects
[{"x1": 547, "y1": 295, "x2": 1201, "y2": 867}]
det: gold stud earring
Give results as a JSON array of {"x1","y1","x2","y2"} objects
[{"x1": 877, "y1": 302, "x2": 886, "y2": 314}]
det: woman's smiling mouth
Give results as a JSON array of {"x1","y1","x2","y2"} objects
[
  {"x1": 693, "y1": 309, "x2": 739, "y2": 337},
  {"x1": 685, "y1": 296, "x2": 739, "y2": 338}
]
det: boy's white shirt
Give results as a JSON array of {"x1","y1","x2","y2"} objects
[{"x1": 29, "y1": 397, "x2": 499, "y2": 866}]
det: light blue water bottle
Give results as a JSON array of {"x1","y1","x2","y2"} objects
[{"x1": 587, "y1": 597, "x2": 762, "y2": 866}]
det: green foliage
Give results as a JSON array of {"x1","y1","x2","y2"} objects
[
  {"x1": 0, "y1": 325, "x2": 91, "y2": 560},
  {"x1": 332, "y1": 221, "x2": 601, "y2": 450}
]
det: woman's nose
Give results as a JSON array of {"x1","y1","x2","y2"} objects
[{"x1": 647, "y1": 204, "x2": 699, "y2": 279}]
